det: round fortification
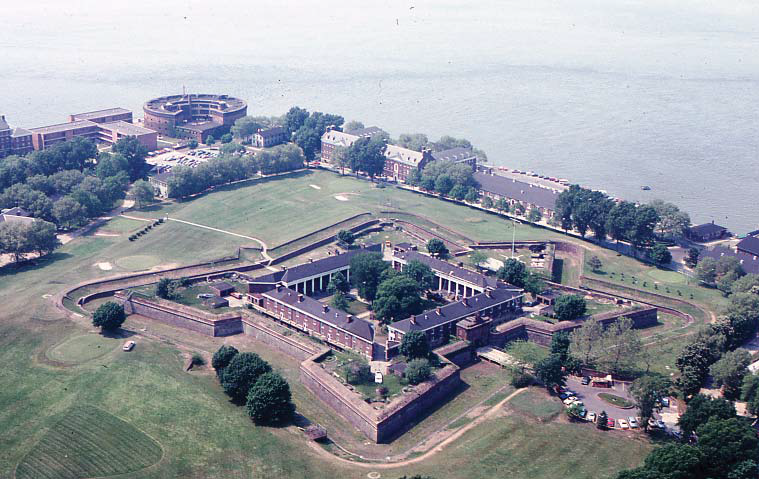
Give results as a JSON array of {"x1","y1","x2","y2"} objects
[{"x1": 143, "y1": 93, "x2": 247, "y2": 140}]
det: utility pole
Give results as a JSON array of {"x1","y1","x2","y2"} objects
[{"x1": 511, "y1": 218, "x2": 522, "y2": 258}]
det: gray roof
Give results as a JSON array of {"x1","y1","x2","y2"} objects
[
  {"x1": 11, "y1": 127, "x2": 32, "y2": 138},
  {"x1": 71, "y1": 108, "x2": 131, "y2": 121},
  {"x1": 255, "y1": 126, "x2": 286, "y2": 138},
  {"x1": 209, "y1": 281, "x2": 235, "y2": 292},
  {"x1": 432, "y1": 147, "x2": 477, "y2": 163},
  {"x1": 30, "y1": 120, "x2": 98, "y2": 135},
  {"x1": 390, "y1": 287, "x2": 523, "y2": 334},
  {"x1": 149, "y1": 170, "x2": 175, "y2": 184},
  {"x1": 689, "y1": 223, "x2": 727, "y2": 236},
  {"x1": 348, "y1": 126, "x2": 385, "y2": 137},
  {"x1": 0, "y1": 214, "x2": 35, "y2": 225},
  {"x1": 253, "y1": 244, "x2": 382, "y2": 284},
  {"x1": 2, "y1": 207, "x2": 30, "y2": 217},
  {"x1": 262, "y1": 286, "x2": 374, "y2": 341},
  {"x1": 177, "y1": 121, "x2": 222, "y2": 132},
  {"x1": 702, "y1": 246, "x2": 759, "y2": 274},
  {"x1": 474, "y1": 171, "x2": 559, "y2": 211},
  {"x1": 99, "y1": 121, "x2": 155, "y2": 136},
  {"x1": 737, "y1": 236, "x2": 759, "y2": 257},
  {"x1": 392, "y1": 250, "x2": 498, "y2": 289}
]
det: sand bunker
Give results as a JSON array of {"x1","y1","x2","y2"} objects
[
  {"x1": 310, "y1": 184, "x2": 322, "y2": 190},
  {"x1": 334, "y1": 195, "x2": 349, "y2": 201},
  {"x1": 96, "y1": 262, "x2": 113, "y2": 270}
]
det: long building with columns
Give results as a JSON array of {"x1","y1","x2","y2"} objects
[{"x1": 389, "y1": 248, "x2": 498, "y2": 298}]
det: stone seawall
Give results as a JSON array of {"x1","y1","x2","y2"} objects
[
  {"x1": 300, "y1": 351, "x2": 462, "y2": 443},
  {"x1": 115, "y1": 292, "x2": 242, "y2": 337}
]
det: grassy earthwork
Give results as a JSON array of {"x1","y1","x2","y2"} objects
[{"x1": 0, "y1": 168, "x2": 716, "y2": 478}]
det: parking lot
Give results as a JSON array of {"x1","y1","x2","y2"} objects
[
  {"x1": 562, "y1": 377, "x2": 678, "y2": 432},
  {"x1": 146, "y1": 147, "x2": 219, "y2": 170}
]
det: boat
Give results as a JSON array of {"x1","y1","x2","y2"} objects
[{"x1": 641, "y1": 185, "x2": 651, "y2": 191}]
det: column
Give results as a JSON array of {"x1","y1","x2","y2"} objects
[
  {"x1": 438, "y1": 276, "x2": 443, "y2": 291},
  {"x1": 447, "y1": 278, "x2": 452, "y2": 294},
  {"x1": 319, "y1": 275, "x2": 324, "y2": 291}
]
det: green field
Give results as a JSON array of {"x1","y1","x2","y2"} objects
[
  {"x1": 0, "y1": 168, "x2": 711, "y2": 478},
  {"x1": 15, "y1": 406, "x2": 162, "y2": 479},
  {"x1": 508, "y1": 389, "x2": 564, "y2": 420}
]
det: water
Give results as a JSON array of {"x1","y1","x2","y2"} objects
[{"x1": 2, "y1": 0, "x2": 758, "y2": 232}]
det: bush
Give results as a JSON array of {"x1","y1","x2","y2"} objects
[
  {"x1": 191, "y1": 352, "x2": 205, "y2": 366},
  {"x1": 212, "y1": 345, "x2": 239, "y2": 376},
  {"x1": 511, "y1": 372, "x2": 533, "y2": 388},
  {"x1": 246, "y1": 372, "x2": 295, "y2": 424},
  {"x1": 406, "y1": 358, "x2": 432, "y2": 385},
  {"x1": 344, "y1": 360, "x2": 372, "y2": 384}
]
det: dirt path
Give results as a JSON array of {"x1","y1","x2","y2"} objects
[
  {"x1": 167, "y1": 218, "x2": 272, "y2": 262},
  {"x1": 304, "y1": 388, "x2": 527, "y2": 469}
]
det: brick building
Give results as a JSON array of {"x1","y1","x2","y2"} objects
[
  {"x1": 143, "y1": 94, "x2": 247, "y2": 142},
  {"x1": 0, "y1": 116, "x2": 35, "y2": 157},
  {"x1": 474, "y1": 168, "x2": 559, "y2": 218},
  {"x1": 383, "y1": 145, "x2": 434, "y2": 183},
  {"x1": 319, "y1": 126, "x2": 385, "y2": 162},
  {"x1": 431, "y1": 147, "x2": 477, "y2": 171},
  {"x1": 253, "y1": 285, "x2": 375, "y2": 358}
]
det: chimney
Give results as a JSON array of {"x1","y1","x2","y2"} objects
[
  {"x1": 308, "y1": 258, "x2": 314, "y2": 263},
  {"x1": 457, "y1": 261, "x2": 464, "y2": 267},
  {"x1": 436, "y1": 307, "x2": 442, "y2": 315},
  {"x1": 485, "y1": 289, "x2": 492, "y2": 299},
  {"x1": 410, "y1": 315, "x2": 417, "y2": 325},
  {"x1": 323, "y1": 305, "x2": 329, "y2": 314},
  {"x1": 346, "y1": 315, "x2": 353, "y2": 323},
  {"x1": 462, "y1": 297, "x2": 469, "y2": 306},
  {"x1": 276, "y1": 284, "x2": 283, "y2": 292},
  {"x1": 298, "y1": 294, "x2": 304, "y2": 302}
]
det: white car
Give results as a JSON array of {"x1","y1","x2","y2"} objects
[
  {"x1": 587, "y1": 412, "x2": 597, "y2": 423},
  {"x1": 628, "y1": 417, "x2": 639, "y2": 428},
  {"x1": 618, "y1": 419, "x2": 630, "y2": 430},
  {"x1": 122, "y1": 340, "x2": 135, "y2": 351}
]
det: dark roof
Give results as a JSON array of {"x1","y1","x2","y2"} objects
[
  {"x1": 689, "y1": 223, "x2": 727, "y2": 236},
  {"x1": 432, "y1": 147, "x2": 477, "y2": 163},
  {"x1": 474, "y1": 171, "x2": 559, "y2": 211},
  {"x1": 209, "y1": 281, "x2": 235, "y2": 292},
  {"x1": 702, "y1": 246, "x2": 759, "y2": 274},
  {"x1": 2, "y1": 207, "x2": 30, "y2": 217},
  {"x1": 205, "y1": 297, "x2": 229, "y2": 308},
  {"x1": 392, "y1": 250, "x2": 498, "y2": 289},
  {"x1": 737, "y1": 236, "x2": 759, "y2": 257},
  {"x1": 389, "y1": 287, "x2": 523, "y2": 333},
  {"x1": 11, "y1": 127, "x2": 31, "y2": 138},
  {"x1": 348, "y1": 126, "x2": 385, "y2": 138},
  {"x1": 253, "y1": 244, "x2": 382, "y2": 284},
  {"x1": 177, "y1": 121, "x2": 222, "y2": 132},
  {"x1": 262, "y1": 286, "x2": 374, "y2": 341},
  {"x1": 255, "y1": 126, "x2": 286, "y2": 138}
]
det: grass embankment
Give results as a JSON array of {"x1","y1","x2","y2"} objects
[{"x1": 598, "y1": 393, "x2": 635, "y2": 409}]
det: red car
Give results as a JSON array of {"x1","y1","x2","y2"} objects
[{"x1": 607, "y1": 418, "x2": 615, "y2": 429}]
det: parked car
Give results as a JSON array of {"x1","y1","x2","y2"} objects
[
  {"x1": 581, "y1": 376, "x2": 591, "y2": 385},
  {"x1": 579, "y1": 409, "x2": 587, "y2": 419},
  {"x1": 607, "y1": 418, "x2": 615, "y2": 429},
  {"x1": 563, "y1": 398, "x2": 575, "y2": 405},
  {"x1": 587, "y1": 412, "x2": 597, "y2": 423},
  {"x1": 628, "y1": 417, "x2": 639, "y2": 428},
  {"x1": 122, "y1": 340, "x2": 135, "y2": 351},
  {"x1": 660, "y1": 397, "x2": 670, "y2": 407},
  {"x1": 657, "y1": 420, "x2": 666, "y2": 429},
  {"x1": 619, "y1": 419, "x2": 629, "y2": 430},
  {"x1": 648, "y1": 417, "x2": 658, "y2": 428},
  {"x1": 559, "y1": 392, "x2": 570, "y2": 400}
]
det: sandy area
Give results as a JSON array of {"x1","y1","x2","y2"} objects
[
  {"x1": 309, "y1": 184, "x2": 322, "y2": 190},
  {"x1": 334, "y1": 195, "x2": 349, "y2": 201},
  {"x1": 96, "y1": 262, "x2": 113, "y2": 270}
]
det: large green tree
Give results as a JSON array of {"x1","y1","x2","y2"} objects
[
  {"x1": 245, "y1": 372, "x2": 295, "y2": 424},
  {"x1": 212, "y1": 345, "x2": 239, "y2": 377},
  {"x1": 221, "y1": 352, "x2": 272, "y2": 403},
  {"x1": 496, "y1": 258, "x2": 527, "y2": 287},
  {"x1": 348, "y1": 252, "x2": 388, "y2": 302},
  {"x1": 373, "y1": 275, "x2": 425, "y2": 323},
  {"x1": 677, "y1": 394, "x2": 736, "y2": 439},
  {"x1": 347, "y1": 136, "x2": 386, "y2": 178},
  {"x1": 630, "y1": 375, "x2": 671, "y2": 431},
  {"x1": 553, "y1": 294, "x2": 587, "y2": 322},
  {"x1": 399, "y1": 330, "x2": 430, "y2": 360},
  {"x1": 710, "y1": 349, "x2": 752, "y2": 399},
  {"x1": 402, "y1": 259, "x2": 436, "y2": 292},
  {"x1": 112, "y1": 136, "x2": 148, "y2": 180},
  {"x1": 426, "y1": 238, "x2": 449, "y2": 259},
  {"x1": 92, "y1": 301, "x2": 126, "y2": 331},
  {"x1": 534, "y1": 354, "x2": 567, "y2": 389}
]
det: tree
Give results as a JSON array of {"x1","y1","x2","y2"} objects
[
  {"x1": 221, "y1": 352, "x2": 272, "y2": 403},
  {"x1": 92, "y1": 301, "x2": 126, "y2": 331},
  {"x1": 187, "y1": 139, "x2": 199, "y2": 149},
  {"x1": 650, "y1": 199, "x2": 691, "y2": 239},
  {"x1": 331, "y1": 292, "x2": 350, "y2": 312},
  {"x1": 522, "y1": 272, "x2": 546, "y2": 296},
  {"x1": 677, "y1": 394, "x2": 736, "y2": 439},
  {"x1": 685, "y1": 247, "x2": 700, "y2": 268},
  {"x1": 553, "y1": 294, "x2": 587, "y2": 322},
  {"x1": 231, "y1": 116, "x2": 264, "y2": 140},
  {"x1": 220, "y1": 133, "x2": 233, "y2": 144},
  {"x1": 481, "y1": 196, "x2": 493, "y2": 209},
  {"x1": 710, "y1": 349, "x2": 752, "y2": 399},
  {"x1": 156, "y1": 277, "x2": 178, "y2": 299},
  {"x1": 597, "y1": 410, "x2": 608, "y2": 430},
  {"x1": 373, "y1": 275, "x2": 425, "y2": 323},
  {"x1": 399, "y1": 331, "x2": 430, "y2": 360},
  {"x1": 283, "y1": 106, "x2": 309, "y2": 134},
  {"x1": 205, "y1": 134, "x2": 215, "y2": 145},
  {"x1": 405, "y1": 358, "x2": 432, "y2": 384},
  {"x1": 534, "y1": 354, "x2": 567, "y2": 389},
  {"x1": 402, "y1": 260, "x2": 436, "y2": 292},
  {"x1": 629, "y1": 205, "x2": 660, "y2": 250},
  {"x1": 349, "y1": 252, "x2": 388, "y2": 302},
  {"x1": 496, "y1": 258, "x2": 527, "y2": 287},
  {"x1": 606, "y1": 201, "x2": 637, "y2": 245},
  {"x1": 343, "y1": 359, "x2": 372, "y2": 384},
  {"x1": 550, "y1": 331, "x2": 571, "y2": 363},
  {"x1": 469, "y1": 250, "x2": 488, "y2": 270},
  {"x1": 246, "y1": 372, "x2": 295, "y2": 424},
  {"x1": 426, "y1": 239, "x2": 449, "y2": 259},
  {"x1": 327, "y1": 272, "x2": 350, "y2": 295},
  {"x1": 742, "y1": 373, "x2": 759, "y2": 415},
  {"x1": 331, "y1": 145, "x2": 350, "y2": 174},
  {"x1": 649, "y1": 243, "x2": 672, "y2": 266},
  {"x1": 695, "y1": 257, "x2": 718, "y2": 284},
  {"x1": 25, "y1": 220, "x2": 60, "y2": 257},
  {"x1": 638, "y1": 443, "x2": 703, "y2": 479},
  {"x1": 344, "y1": 120, "x2": 365, "y2": 132},
  {"x1": 434, "y1": 174, "x2": 454, "y2": 195},
  {"x1": 347, "y1": 136, "x2": 386, "y2": 178},
  {"x1": 527, "y1": 207, "x2": 542, "y2": 222},
  {"x1": 464, "y1": 187, "x2": 479, "y2": 203},
  {"x1": 496, "y1": 198, "x2": 510, "y2": 214},
  {"x1": 131, "y1": 180, "x2": 155, "y2": 209},
  {"x1": 732, "y1": 274, "x2": 759, "y2": 295},
  {"x1": 570, "y1": 316, "x2": 604, "y2": 365},
  {"x1": 112, "y1": 136, "x2": 148, "y2": 180},
  {"x1": 697, "y1": 418, "x2": 759, "y2": 478},
  {"x1": 336, "y1": 229, "x2": 355, "y2": 247},
  {"x1": 212, "y1": 345, "x2": 239, "y2": 377},
  {"x1": 293, "y1": 126, "x2": 322, "y2": 161},
  {"x1": 396, "y1": 133, "x2": 429, "y2": 151},
  {"x1": 630, "y1": 376, "x2": 671, "y2": 431},
  {"x1": 588, "y1": 255, "x2": 603, "y2": 272},
  {"x1": 597, "y1": 317, "x2": 642, "y2": 375}
]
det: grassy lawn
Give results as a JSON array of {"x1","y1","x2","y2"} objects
[
  {"x1": 15, "y1": 406, "x2": 162, "y2": 479},
  {"x1": 508, "y1": 388, "x2": 564, "y2": 420},
  {"x1": 598, "y1": 393, "x2": 635, "y2": 409},
  {"x1": 129, "y1": 280, "x2": 248, "y2": 313},
  {"x1": 0, "y1": 170, "x2": 682, "y2": 478},
  {"x1": 505, "y1": 340, "x2": 549, "y2": 365},
  {"x1": 95, "y1": 216, "x2": 146, "y2": 234}
]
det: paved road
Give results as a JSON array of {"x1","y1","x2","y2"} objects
[{"x1": 565, "y1": 377, "x2": 637, "y2": 422}]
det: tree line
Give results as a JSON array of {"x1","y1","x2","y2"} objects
[{"x1": 406, "y1": 160, "x2": 480, "y2": 203}]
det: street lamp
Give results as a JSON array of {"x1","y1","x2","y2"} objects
[{"x1": 511, "y1": 218, "x2": 522, "y2": 259}]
